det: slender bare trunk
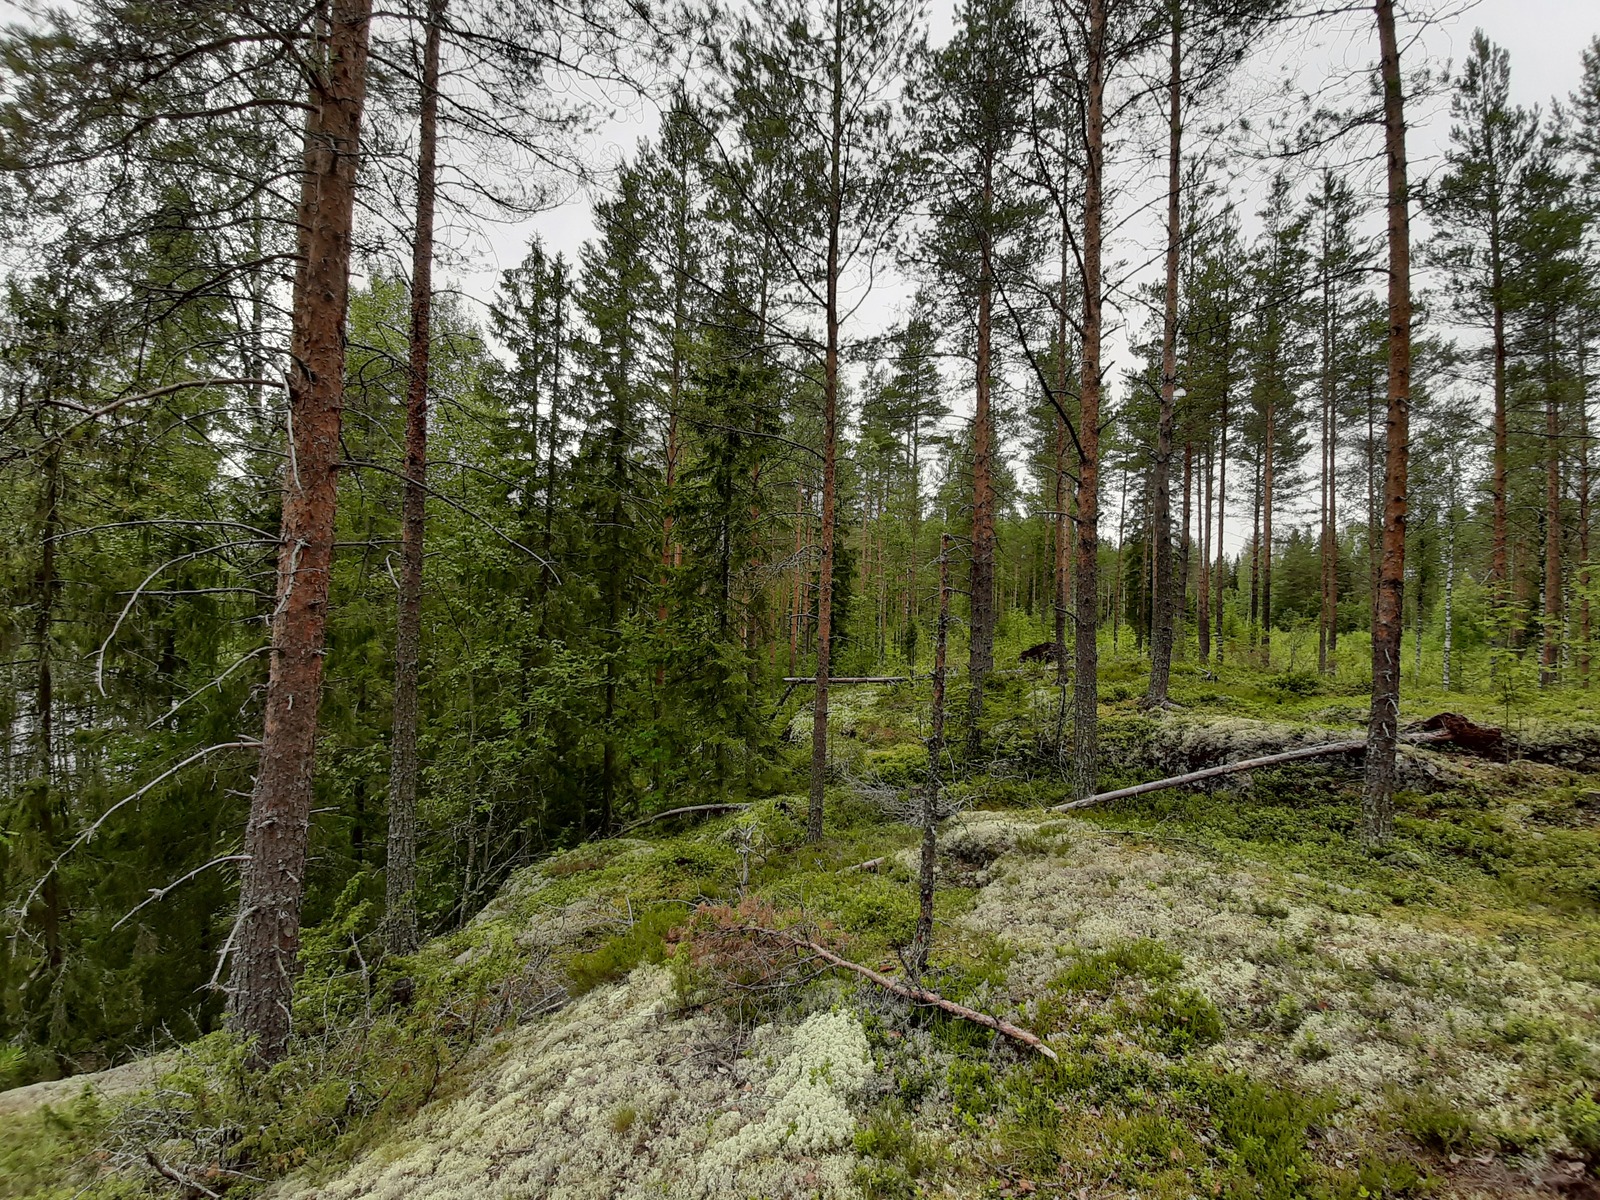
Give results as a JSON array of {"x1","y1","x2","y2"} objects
[
  {"x1": 1490, "y1": 229, "x2": 1509, "y2": 599},
  {"x1": 1262, "y1": 398, "x2": 1274, "y2": 664},
  {"x1": 968, "y1": 172, "x2": 997, "y2": 753},
  {"x1": 1319, "y1": 210, "x2": 1337, "y2": 675},
  {"x1": 1053, "y1": 202, "x2": 1072, "y2": 686},
  {"x1": 1443, "y1": 509, "x2": 1455, "y2": 690},
  {"x1": 1362, "y1": 0, "x2": 1412, "y2": 847},
  {"x1": 1198, "y1": 433, "x2": 1212, "y2": 661},
  {"x1": 34, "y1": 445, "x2": 62, "y2": 982},
  {"x1": 1178, "y1": 438, "x2": 1191, "y2": 658},
  {"x1": 232, "y1": 0, "x2": 374, "y2": 1062},
  {"x1": 809, "y1": 0, "x2": 845, "y2": 843},
  {"x1": 910, "y1": 533, "x2": 951, "y2": 975},
  {"x1": 384, "y1": 0, "x2": 443, "y2": 959},
  {"x1": 539, "y1": 268, "x2": 566, "y2": 624},
  {"x1": 1580, "y1": 328, "x2": 1592, "y2": 683},
  {"x1": 1215, "y1": 384, "x2": 1228, "y2": 661},
  {"x1": 1145, "y1": 7, "x2": 1181, "y2": 706},
  {"x1": 1542, "y1": 356, "x2": 1562, "y2": 687},
  {"x1": 1071, "y1": 0, "x2": 1106, "y2": 798}
]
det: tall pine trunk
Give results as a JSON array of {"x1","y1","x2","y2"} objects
[
  {"x1": 34, "y1": 445, "x2": 62, "y2": 989},
  {"x1": 1145, "y1": 7, "x2": 1181, "y2": 707},
  {"x1": 1318, "y1": 212, "x2": 1338, "y2": 675},
  {"x1": 1490, "y1": 224, "x2": 1509, "y2": 600},
  {"x1": 1070, "y1": 0, "x2": 1106, "y2": 799},
  {"x1": 1362, "y1": 0, "x2": 1413, "y2": 847},
  {"x1": 1215, "y1": 383, "x2": 1228, "y2": 661},
  {"x1": 1262, "y1": 398, "x2": 1274, "y2": 663},
  {"x1": 967, "y1": 158, "x2": 997, "y2": 753},
  {"x1": 1542, "y1": 359, "x2": 1562, "y2": 686},
  {"x1": 1179, "y1": 440, "x2": 1191, "y2": 657},
  {"x1": 1053, "y1": 201, "x2": 1072, "y2": 688},
  {"x1": 911, "y1": 533, "x2": 952, "y2": 976},
  {"x1": 385, "y1": 0, "x2": 443, "y2": 959},
  {"x1": 232, "y1": 0, "x2": 374, "y2": 1061},
  {"x1": 1580, "y1": 329, "x2": 1592, "y2": 683},
  {"x1": 1198, "y1": 434, "x2": 1212, "y2": 661},
  {"x1": 808, "y1": 0, "x2": 846, "y2": 843}
]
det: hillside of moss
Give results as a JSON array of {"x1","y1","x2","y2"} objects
[{"x1": 4, "y1": 663, "x2": 1600, "y2": 1199}]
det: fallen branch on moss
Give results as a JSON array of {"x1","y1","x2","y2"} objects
[
  {"x1": 144, "y1": 1150, "x2": 220, "y2": 1199},
  {"x1": 758, "y1": 929, "x2": 1057, "y2": 1061},
  {"x1": 1049, "y1": 714, "x2": 1506, "y2": 813},
  {"x1": 620, "y1": 802, "x2": 750, "y2": 832}
]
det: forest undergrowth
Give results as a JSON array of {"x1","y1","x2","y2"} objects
[{"x1": 3, "y1": 658, "x2": 1599, "y2": 1200}]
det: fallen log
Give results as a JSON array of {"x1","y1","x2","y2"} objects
[
  {"x1": 769, "y1": 931, "x2": 1056, "y2": 1061},
  {"x1": 620, "y1": 802, "x2": 750, "y2": 832},
  {"x1": 1051, "y1": 727, "x2": 1459, "y2": 813},
  {"x1": 780, "y1": 676, "x2": 911, "y2": 685}
]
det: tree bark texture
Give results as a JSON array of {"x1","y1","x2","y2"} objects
[
  {"x1": 1146, "y1": 10, "x2": 1181, "y2": 707},
  {"x1": 808, "y1": 0, "x2": 845, "y2": 843},
  {"x1": 967, "y1": 208, "x2": 996, "y2": 754},
  {"x1": 1071, "y1": 0, "x2": 1106, "y2": 799},
  {"x1": 911, "y1": 534, "x2": 951, "y2": 975},
  {"x1": 385, "y1": 0, "x2": 443, "y2": 960},
  {"x1": 1362, "y1": 0, "x2": 1413, "y2": 848},
  {"x1": 231, "y1": 0, "x2": 374, "y2": 1061}
]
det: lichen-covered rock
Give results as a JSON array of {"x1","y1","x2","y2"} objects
[
  {"x1": 965, "y1": 820, "x2": 1600, "y2": 1149},
  {"x1": 272, "y1": 969, "x2": 867, "y2": 1200}
]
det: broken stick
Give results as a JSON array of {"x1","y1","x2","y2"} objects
[{"x1": 770, "y1": 931, "x2": 1057, "y2": 1061}]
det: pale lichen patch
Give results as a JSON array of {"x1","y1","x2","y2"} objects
[
  {"x1": 961, "y1": 818, "x2": 1600, "y2": 1152},
  {"x1": 272, "y1": 968, "x2": 866, "y2": 1200}
]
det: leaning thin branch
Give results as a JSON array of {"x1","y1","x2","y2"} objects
[
  {"x1": 113, "y1": 855, "x2": 250, "y2": 931},
  {"x1": 97, "y1": 542, "x2": 274, "y2": 696},
  {"x1": 42, "y1": 377, "x2": 285, "y2": 430},
  {"x1": 1051, "y1": 729, "x2": 1455, "y2": 812},
  {"x1": 148, "y1": 646, "x2": 271, "y2": 728},
  {"x1": 768, "y1": 931, "x2": 1057, "y2": 1061},
  {"x1": 13, "y1": 742, "x2": 261, "y2": 923},
  {"x1": 619, "y1": 803, "x2": 750, "y2": 833},
  {"x1": 340, "y1": 459, "x2": 558, "y2": 577},
  {"x1": 144, "y1": 1149, "x2": 221, "y2": 1200}
]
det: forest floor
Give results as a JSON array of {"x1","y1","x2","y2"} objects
[{"x1": 4, "y1": 657, "x2": 1600, "y2": 1199}]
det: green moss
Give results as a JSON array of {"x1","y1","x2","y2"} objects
[
  {"x1": 1050, "y1": 938, "x2": 1184, "y2": 992},
  {"x1": 862, "y1": 742, "x2": 928, "y2": 786},
  {"x1": 1561, "y1": 1095, "x2": 1600, "y2": 1163},
  {"x1": 1387, "y1": 1085, "x2": 1480, "y2": 1153},
  {"x1": 939, "y1": 1049, "x2": 1346, "y2": 1200},
  {"x1": 853, "y1": 1103, "x2": 949, "y2": 1196},
  {"x1": 0, "y1": 1094, "x2": 133, "y2": 1200},
  {"x1": 1136, "y1": 986, "x2": 1225, "y2": 1054},
  {"x1": 566, "y1": 906, "x2": 684, "y2": 995}
]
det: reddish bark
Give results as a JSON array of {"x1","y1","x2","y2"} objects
[{"x1": 231, "y1": 0, "x2": 375, "y2": 1061}]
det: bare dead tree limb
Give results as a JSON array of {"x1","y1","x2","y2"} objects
[
  {"x1": 144, "y1": 1149, "x2": 221, "y2": 1200},
  {"x1": 113, "y1": 855, "x2": 251, "y2": 931},
  {"x1": 619, "y1": 803, "x2": 751, "y2": 833},
  {"x1": 1050, "y1": 727, "x2": 1460, "y2": 813},
  {"x1": 773, "y1": 931, "x2": 1057, "y2": 1061},
  {"x1": 12, "y1": 741, "x2": 261, "y2": 923}
]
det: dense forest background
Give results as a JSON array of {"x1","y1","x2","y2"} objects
[{"x1": 1, "y1": 0, "x2": 1598, "y2": 1082}]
